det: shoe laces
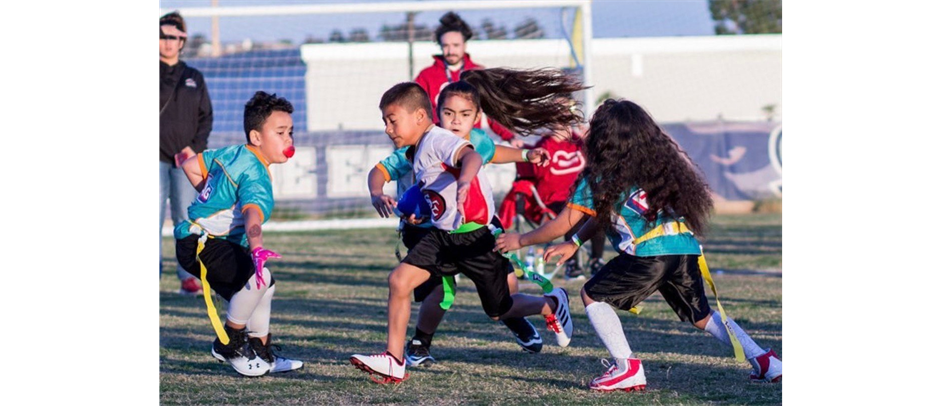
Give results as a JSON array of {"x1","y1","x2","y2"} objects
[
  {"x1": 599, "y1": 359, "x2": 617, "y2": 378},
  {"x1": 544, "y1": 314, "x2": 561, "y2": 333},
  {"x1": 367, "y1": 352, "x2": 393, "y2": 360},
  {"x1": 235, "y1": 332, "x2": 257, "y2": 359},
  {"x1": 249, "y1": 337, "x2": 275, "y2": 363}
]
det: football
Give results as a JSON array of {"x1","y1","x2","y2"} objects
[{"x1": 395, "y1": 184, "x2": 431, "y2": 218}]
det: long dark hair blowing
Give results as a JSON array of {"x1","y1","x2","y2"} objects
[
  {"x1": 459, "y1": 68, "x2": 588, "y2": 136},
  {"x1": 579, "y1": 99, "x2": 713, "y2": 235}
]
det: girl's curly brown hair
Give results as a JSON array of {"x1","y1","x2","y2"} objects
[{"x1": 577, "y1": 99, "x2": 714, "y2": 235}]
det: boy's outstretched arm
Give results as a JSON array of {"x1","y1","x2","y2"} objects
[
  {"x1": 367, "y1": 166, "x2": 396, "y2": 218},
  {"x1": 181, "y1": 155, "x2": 206, "y2": 191},
  {"x1": 453, "y1": 146, "x2": 482, "y2": 220}
]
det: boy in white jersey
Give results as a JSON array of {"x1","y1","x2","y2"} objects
[
  {"x1": 350, "y1": 82, "x2": 573, "y2": 384},
  {"x1": 175, "y1": 91, "x2": 303, "y2": 377},
  {"x1": 368, "y1": 80, "x2": 552, "y2": 366}
]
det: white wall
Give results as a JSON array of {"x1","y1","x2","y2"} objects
[
  {"x1": 591, "y1": 35, "x2": 782, "y2": 123},
  {"x1": 300, "y1": 34, "x2": 782, "y2": 131}
]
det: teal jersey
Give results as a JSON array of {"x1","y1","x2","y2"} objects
[
  {"x1": 174, "y1": 144, "x2": 274, "y2": 247},
  {"x1": 568, "y1": 178, "x2": 701, "y2": 257}
]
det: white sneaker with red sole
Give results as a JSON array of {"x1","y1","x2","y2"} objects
[
  {"x1": 350, "y1": 351, "x2": 409, "y2": 384},
  {"x1": 589, "y1": 358, "x2": 647, "y2": 392}
]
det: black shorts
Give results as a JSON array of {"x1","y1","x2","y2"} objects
[
  {"x1": 404, "y1": 218, "x2": 513, "y2": 303},
  {"x1": 401, "y1": 226, "x2": 513, "y2": 317},
  {"x1": 411, "y1": 255, "x2": 515, "y2": 303},
  {"x1": 402, "y1": 224, "x2": 455, "y2": 275},
  {"x1": 175, "y1": 235, "x2": 274, "y2": 301},
  {"x1": 582, "y1": 253, "x2": 711, "y2": 323}
]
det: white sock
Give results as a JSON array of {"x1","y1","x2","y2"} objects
[
  {"x1": 703, "y1": 311, "x2": 766, "y2": 359},
  {"x1": 585, "y1": 302, "x2": 632, "y2": 371},
  {"x1": 247, "y1": 285, "x2": 275, "y2": 338},
  {"x1": 226, "y1": 267, "x2": 273, "y2": 325}
]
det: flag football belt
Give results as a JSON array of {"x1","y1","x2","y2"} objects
[
  {"x1": 632, "y1": 221, "x2": 744, "y2": 360},
  {"x1": 195, "y1": 232, "x2": 231, "y2": 345}
]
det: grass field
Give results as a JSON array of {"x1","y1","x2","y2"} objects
[{"x1": 159, "y1": 213, "x2": 782, "y2": 405}]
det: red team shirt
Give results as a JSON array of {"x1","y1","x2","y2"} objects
[{"x1": 531, "y1": 135, "x2": 586, "y2": 206}]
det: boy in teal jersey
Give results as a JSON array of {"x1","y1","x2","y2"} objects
[
  {"x1": 496, "y1": 99, "x2": 782, "y2": 392},
  {"x1": 175, "y1": 91, "x2": 303, "y2": 377},
  {"x1": 367, "y1": 80, "x2": 552, "y2": 366}
]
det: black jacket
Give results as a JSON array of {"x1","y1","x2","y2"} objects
[{"x1": 160, "y1": 61, "x2": 213, "y2": 164}]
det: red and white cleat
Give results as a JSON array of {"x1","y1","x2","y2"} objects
[
  {"x1": 589, "y1": 358, "x2": 647, "y2": 392},
  {"x1": 749, "y1": 348, "x2": 782, "y2": 383},
  {"x1": 350, "y1": 351, "x2": 410, "y2": 384}
]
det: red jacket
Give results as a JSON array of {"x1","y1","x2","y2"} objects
[{"x1": 415, "y1": 54, "x2": 515, "y2": 141}]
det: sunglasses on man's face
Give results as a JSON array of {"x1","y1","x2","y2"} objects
[{"x1": 160, "y1": 34, "x2": 182, "y2": 41}]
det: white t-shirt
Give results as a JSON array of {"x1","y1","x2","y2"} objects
[{"x1": 412, "y1": 126, "x2": 495, "y2": 231}]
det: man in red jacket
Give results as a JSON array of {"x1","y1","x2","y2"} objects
[{"x1": 415, "y1": 12, "x2": 520, "y2": 146}]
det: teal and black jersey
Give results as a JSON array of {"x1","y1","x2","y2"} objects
[
  {"x1": 567, "y1": 178, "x2": 701, "y2": 257},
  {"x1": 174, "y1": 144, "x2": 274, "y2": 247}
]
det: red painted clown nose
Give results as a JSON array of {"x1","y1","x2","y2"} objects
[{"x1": 283, "y1": 146, "x2": 295, "y2": 158}]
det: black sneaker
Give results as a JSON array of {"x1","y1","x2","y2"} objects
[
  {"x1": 405, "y1": 339, "x2": 435, "y2": 367},
  {"x1": 210, "y1": 325, "x2": 271, "y2": 377},
  {"x1": 502, "y1": 318, "x2": 543, "y2": 353},
  {"x1": 211, "y1": 325, "x2": 252, "y2": 360},
  {"x1": 248, "y1": 334, "x2": 304, "y2": 373},
  {"x1": 588, "y1": 258, "x2": 605, "y2": 276},
  {"x1": 564, "y1": 259, "x2": 585, "y2": 280}
]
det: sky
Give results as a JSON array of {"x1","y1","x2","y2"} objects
[{"x1": 158, "y1": 0, "x2": 716, "y2": 44}]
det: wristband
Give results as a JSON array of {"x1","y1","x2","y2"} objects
[
  {"x1": 522, "y1": 149, "x2": 530, "y2": 162},
  {"x1": 571, "y1": 234, "x2": 583, "y2": 247}
]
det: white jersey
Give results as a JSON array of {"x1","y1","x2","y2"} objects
[{"x1": 412, "y1": 126, "x2": 495, "y2": 231}]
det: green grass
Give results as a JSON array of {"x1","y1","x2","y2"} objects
[{"x1": 160, "y1": 213, "x2": 782, "y2": 405}]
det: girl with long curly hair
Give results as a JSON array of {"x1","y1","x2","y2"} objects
[{"x1": 496, "y1": 99, "x2": 781, "y2": 392}]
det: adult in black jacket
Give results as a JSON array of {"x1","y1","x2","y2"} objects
[{"x1": 159, "y1": 11, "x2": 213, "y2": 295}]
